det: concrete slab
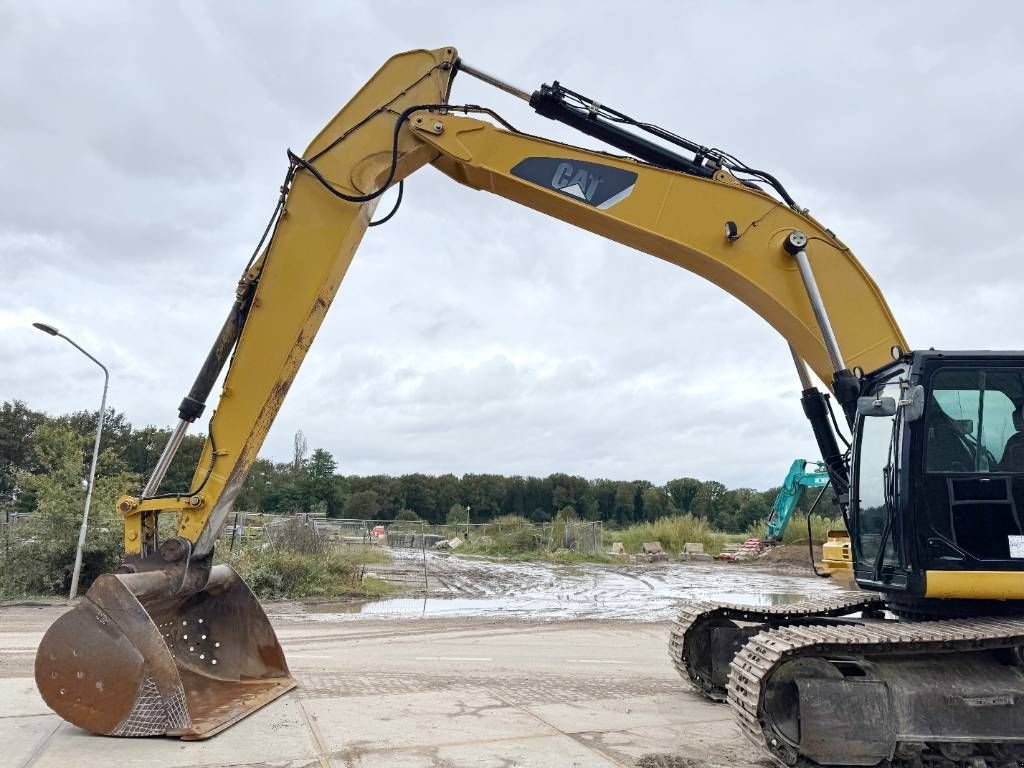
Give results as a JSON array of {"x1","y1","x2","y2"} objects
[
  {"x1": 0, "y1": 714, "x2": 62, "y2": 768},
  {"x1": 329, "y1": 733, "x2": 619, "y2": 767},
  {"x1": 2, "y1": 606, "x2": 779, "y2": 768},
  {"x1": 305, "y1": 689, "x2": 559, "y2": 754},
  {"x1": 27, "y1": 698, "x2": 318, "y2": 768},
  {"x1": 575, "y1": 721, "x2": 758, "y2": 767},
  {"x1": 0, "y1": 678, "x2": 51, "y2": 717},
  {"x1": 521, "y1": 693, "x2": 731, "y2": 734}
]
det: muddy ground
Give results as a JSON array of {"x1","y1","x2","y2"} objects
[{"x1": 290, "y1": 545, "x2": 842, "y2": 622}]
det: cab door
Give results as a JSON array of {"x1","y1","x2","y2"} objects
[{"x1": 852, "y1": 379, "x2": 908, "y2": 589}]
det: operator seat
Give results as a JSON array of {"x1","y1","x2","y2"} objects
[
  {"x1": 926, "y1": 398, "x2": 974, "y2": 472},
  {"x1": 1000, "y1": 405, "x2": 1024, "y2": 472}
]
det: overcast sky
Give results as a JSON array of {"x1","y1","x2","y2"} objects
[{"x1": 2, "y1": 3, "x2": 1022, "y2": 488}]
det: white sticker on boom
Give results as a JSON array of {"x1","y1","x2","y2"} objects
[{"x1": 1009, "y1": 536, "x2": 1024, "y2": 559}]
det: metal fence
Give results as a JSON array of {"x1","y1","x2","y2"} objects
[
  {"x1": 1, "y1": 511, "x2": 31, "y2": 531},
  {"x1": 551, "y1": 520, "x2": 603, "y2": 554},
  {"x1": 214, "y1": 514, "x2": 604, "y2": 600}
]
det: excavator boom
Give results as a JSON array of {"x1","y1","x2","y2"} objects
[{"x1": 127, "y1": 48, "x2": 908, "y2": 559}]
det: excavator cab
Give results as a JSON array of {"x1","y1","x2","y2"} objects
[{"x1": 850, "y1": 351, "x2": 1024, "y2": 608}]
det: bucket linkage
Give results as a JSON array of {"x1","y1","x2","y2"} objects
[{"x1": 35, "y1": 560, "x2": 294, "y2": 739}]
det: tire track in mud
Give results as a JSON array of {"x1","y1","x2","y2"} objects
[{"x1": 305, "y1": 551, "x2": 844, "y2": 623}]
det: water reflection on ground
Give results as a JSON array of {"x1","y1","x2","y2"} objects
[{"x1": 289, "y1": 551, "x2": 842, "y2": 623}]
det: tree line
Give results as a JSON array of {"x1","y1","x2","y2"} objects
[{"x1": 1, "y1": 400, "x2": 833, "y2": 534}]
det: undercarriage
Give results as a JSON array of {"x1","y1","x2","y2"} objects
[{"x1": 670, "y1": 596, "x2": 1024, "y2": 767}]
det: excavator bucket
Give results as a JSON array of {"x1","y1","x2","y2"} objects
[{"x1": 35, "y1": 564, "x2": 294, "y2": 739}]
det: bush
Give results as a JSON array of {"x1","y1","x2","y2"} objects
[
  {"x1": 502, "y1": 526, "x2": 541, "y2": 554},
  {"x1": 550, "y1": 548, "x2": 612, "y2": 564},
  {"x1": 746, "y1": 513, "x2": 842, "y2": 545},
  {"x1": 226, "y1": 544, "x2": 392, "y2": 601},
  {"x1": 1, "y1": 424, "x2": 139, "y2": 598},
  {"x1": 446, "y1": 504, "x2": 469, "y2": 525},
  {"x1": 609, "y1": 514, "x2": 740, "y2": 556},
  {"x1": 457, "y1": 516, "x2": 546, "y2": 558}
]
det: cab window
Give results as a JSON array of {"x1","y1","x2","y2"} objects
[
  {"x1": 927, "y1": 370, "x2": 1023, "y2": 473},
  {"x1": 855, "y1": 381, "x2": 900, "y2": 567}
]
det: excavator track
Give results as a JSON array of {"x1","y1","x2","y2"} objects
[
  {"x1": 669, "y1": 593, "x2": 883, "y2": 701},
  {"x1": 728, "y1": 616, "x2": 1024, "y2": 767}
]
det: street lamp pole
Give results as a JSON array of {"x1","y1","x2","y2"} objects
[{"x1": 33, "y1": 323, "x2": 109, "y2": 600}]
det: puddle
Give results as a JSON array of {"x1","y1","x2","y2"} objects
[
  {"x1": 309, "y1": 590, "x2": 811, "y2": 619},
  {"x1": 284, "y1": 551, "x2": 842, "y2": 623}
]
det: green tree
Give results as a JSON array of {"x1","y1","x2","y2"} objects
[
  {"x1": 446, "y1": 503, "x2": 469, "y2": 525},
  {"x1": 349, "y1": 475, "x2": 403, "y2": 518},
  {"x1": 665, "y1": 477, "x2": 701, "y2": 513},
  {"x1": 694, "y1": 480, "x2": 728, "y2": 525},
  {"x1": 341, "y1": 490, "x2": 380, "y2": 520},
  {"x1": 529, "y1": 506, "x2": 551, "y2": 523},
  {"x1": 431, "y1": 473, "x2": 462, "y2": 522},
  {"x1": 399, "y1": 474, "x2": 436, "y2": 521},
  {"x1": 236, "y1": 457, "x2": 276, "y2": 510},
  {"x1": 305, "y1": 448, "x2": 341, "y2": 516},
  {"x1": 329, "y1": 475, "x2": 350, "y2": 518},
  {"x1": 556, "y1": 504, "x2": 578, "y2": 520},
  {"x1": 523, "y1": 476, "x2": 552, "y2": 520},
  {"x1": 3, "y1": 422, "x2": 139, "y2": 596},
  {"x1": 613, "y1": 482, "x2": 636, "y2": 525},
  {"x1": 504, "y1": 475, "x2": 527, "y2": 518},
  {"x1": 0, "y1": 400, "x2": 45, "y2": 505},
  {"x1": 460, "y1": 474, "x2": 507, "y2": 519},
  {"x1": 641, "y1": 487, "x2": 675, "y2": 522},
  {"x1": 592, "y1": 479, "x2": 618, "y2": 522}
]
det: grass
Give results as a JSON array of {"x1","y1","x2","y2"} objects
[
  {"x1": 548, "y1": 548, "x2": 614, "y2": 564},
  {"x1": 605, "y1": 513, "x2": 845, "y2": 557},
  {"x1": 359, "y1": 575, "x2": 397, "y2": 597},
  {"x1": 606, "y1": 514, "x2": 746, "y2": 557},
  {"x1": 745, "y1": 513, "x2": 843, "y2": 546},
  {"x1": 221, "y1": 542, "x2": 397, "y2": 601},
  {"x1": 452, "y1": 515, "x2": 611, "y2": 563}
]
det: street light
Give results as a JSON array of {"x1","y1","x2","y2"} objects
[{"x1": 33, "y1": 322, "x2": 109, "y2": 600}]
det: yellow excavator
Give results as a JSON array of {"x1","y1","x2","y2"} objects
[{"x1": 35, "y1": 47, "x2": 1024, "y2": 766}]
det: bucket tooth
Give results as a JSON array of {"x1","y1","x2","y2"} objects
[{"x1": 35, "y1": 564, "x2": 294, "y2": 739}]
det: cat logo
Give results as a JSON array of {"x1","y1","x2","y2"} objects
[{"x1": 509, "y1": 157, "x2": 637, "y2": 210}]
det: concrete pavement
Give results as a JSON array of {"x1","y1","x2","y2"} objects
[{"x1": 2, "y1": 605, "x2": 759, "y2": 768}]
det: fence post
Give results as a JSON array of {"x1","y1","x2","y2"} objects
[{"x1": 420, "y1": 519, "x2": 428, "y2": 594}]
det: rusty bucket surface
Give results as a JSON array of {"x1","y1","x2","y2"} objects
[{"x1": 35, "y1": 564, "x2": 295, "y2": 739}]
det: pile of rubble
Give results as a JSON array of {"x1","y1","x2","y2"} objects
[
  {"x1": 714, "y1": 538, "x2": 765, "y2": 561},
  {"x1": 433, "y1": 536, "x2": 463, "y2": 550}
]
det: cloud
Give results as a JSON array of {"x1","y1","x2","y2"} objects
[{"x1": 2, "y1": 2, "x2": 1021, "y2": 489}]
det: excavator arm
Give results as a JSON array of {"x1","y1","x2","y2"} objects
[
  {"x1": 119, "y1": 45, "x2": 905, "y2": 561},
  {"x1": 764, "y1": 459, "x2": 829, "y2": 543}
]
